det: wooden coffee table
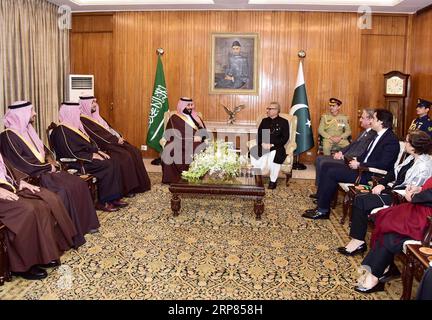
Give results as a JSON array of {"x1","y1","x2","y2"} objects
[{"x1": 169, "y1": 168, "x2": 266, "y2": 220}]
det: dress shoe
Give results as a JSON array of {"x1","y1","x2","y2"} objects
[
  {"x1": 309, "y1": 193, "x2": 318, "y2": 199},
  {"x1": 354, "y1": 281, "x2": 385, "y2": 294},
  {"x1": 12, "y1": 266, "x2": 48, "y2": 280},
  {"x1": 112, "y1": 200, "x2": 128, "y2": 208},
  {"x1": 88, "y1": 228, "x2": 99, "y2": 234},
  {"x1": 337, "y1": 243, "x2": 368, "y2": 256},
  {"x1": 151, "y1": 158, "x2": 161, "y2": 166},
  {"x1": 38, "y1": 259, "x2": 61, "y2": 269},
  {"x1": 304, "y1": 207, "x2": 318, "y2": 214},
  {"x1": 95, "y1": 202, "x2": 119, "y2": 212},
  {"x1": 268, "y1": 181, "x2": 277, "y2": 189},
  {"x1": 302, "y1": 209, "x2": 330, "y2": 220},
  {"x1": 379, "y1": 263, "x2": 401, "y2": 283}
]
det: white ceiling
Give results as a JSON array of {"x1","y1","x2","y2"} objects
[{"x1": 47, "y1": 0, "x2": 432, "y2": 13}]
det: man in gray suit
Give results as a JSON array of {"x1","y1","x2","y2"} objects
[{"x1": 313, "y1": 109, "x2": 376, "y2": 189}]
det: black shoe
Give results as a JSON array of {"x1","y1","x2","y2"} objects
[
  {"x1": 309, "y1": 193, "x2": 318, "y2": 199},
  {"x1": 354, "y1": 281, "x2": 385, "y2": 294},
  {"x1": 111, "y1": 200, "x2": 128, "y2": 208},
  {"x1": 12, "y1": 266, "x2": 48, "y2": 280},
  {"x1": 304, "y1": 207, "x2": 318, "y2": 214},
  {"x1": 337, "y1": 243, "x2": 368, "y2": 256},
  {"x1": 302, "y1": 209, "x2": 330, "y2": 220},
  {"x1": 268, "y1": 181, "x2": 277, "y2": 189},
  {"x1": 38, "y1": 259, "x2": 61, "y2": 269},
  {"x1": 379, "y1": 263, "x2": 401, "y2": 283},
  {"x1": 151, "y1": 158, "x2": 161, "y2": 166},
  {"x1": 95, "y1": 202, "x2": 119, "y2": 212}
]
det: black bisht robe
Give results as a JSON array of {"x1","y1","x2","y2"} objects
[
  {"x1": 250, "y1": 116, "x2": 290, "y2": 164},
  {"x1": 49, "y1": 125, "x2": 123, "y2": 205},
  {"x1": 80, "y1": 116, "x2": 151, "y2": 194},
  {"x1": 0, "y1": 130, "x2": 100, "y2": 248},
  {"x1": 161, "y1": 114, "x2": 208, "y2": 184}
]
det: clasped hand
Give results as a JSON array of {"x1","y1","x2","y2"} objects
[{"x1": 405, "y1": 184, "x2": 422, "y2": 202}]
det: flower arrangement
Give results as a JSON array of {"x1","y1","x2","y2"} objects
[{"x1": 181, "y1": 140, "x2": 247, "y2": 182}]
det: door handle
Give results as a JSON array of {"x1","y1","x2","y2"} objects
[{"x1": 110, "y1": 102, "x2": 114, "y2": 111}]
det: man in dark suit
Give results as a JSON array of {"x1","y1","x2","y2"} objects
[
  {"x1": 314, "y1": 108, "x2": 377, "y2": 187},
  {"x1": 250, "y1": 102, "x2": 290, "y2": 189},
  {"x1": 303, "y1": 109, "x2": 400, "y2": 220}
]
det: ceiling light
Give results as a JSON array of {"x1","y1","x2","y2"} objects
[
  {"x1": 249, "y1": 0, "x2": 402, "y2": 6},
  {"x1": 71, "y1": 0, "x2": 214, "y2": 5}
]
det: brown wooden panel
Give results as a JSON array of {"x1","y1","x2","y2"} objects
[
  {"x1": 71, "y1": 11, "x2": 412, "y2": 161},
  {"x1": 359, "y1": 35, "x2": 407, "y2": 108},
  {"x1": 362, "y1": 15, "x2": 408, "y2": 36},
  {"x1": 70, "y1": 32, "x2": 113, "y2": 124},
  {"x1": 72, "y1": 14, "x2": 113, "y2": 33},
  {"x1": 408, "y1": 9, "x2": 432, "y2": 131}
]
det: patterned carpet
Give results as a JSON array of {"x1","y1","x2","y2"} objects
[{"x1": 0, "y1": 173, "x2": 405, "y2": 300}]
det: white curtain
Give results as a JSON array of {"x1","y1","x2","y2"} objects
[{"x1": 0, "y1": 0, "x2": 69, "y2": 141}]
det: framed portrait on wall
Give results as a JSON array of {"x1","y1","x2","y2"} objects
[{"x1": 209, "y1": 33, "x2": 259, "y2": 95}]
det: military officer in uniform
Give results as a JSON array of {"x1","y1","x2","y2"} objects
[
  {"x1": 318, "y1": 98, "x2": 351, "y2": 155},
  {"x1": 408, "y1": 98, "x2": 432, "y2": 137}
]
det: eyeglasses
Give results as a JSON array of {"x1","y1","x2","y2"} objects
[{"x1": 266, "y1": 107, "x2": 277, "y2": 110}]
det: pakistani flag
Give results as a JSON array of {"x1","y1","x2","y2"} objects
[
  {"x1": 289, "y1": 61, "x2": 314, "y2": 155},
  {"x1": 146, "y1": 55, "x2": 169, "y2": 153}
]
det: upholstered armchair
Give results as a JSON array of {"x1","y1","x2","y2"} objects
[
  {"x1": 337, "y1": 140, "x2": 407, "y2": 224},
  {"x1": 247, "y1": 113, "x2": 297, "y2": 185}
]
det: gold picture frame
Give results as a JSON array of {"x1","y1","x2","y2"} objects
[{"x1": 209, "y1": 33, "x2": 259, "y2": 95}]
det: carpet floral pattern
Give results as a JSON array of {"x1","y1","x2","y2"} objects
[{"x1": 0, "y1": 174, "x2": 404, "y2": 300}]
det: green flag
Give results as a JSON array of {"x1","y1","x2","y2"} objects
[
  {"x1": 289, "y1": 61, "x2": 314, "y2": 155},
  {"x1": 146, "y1": 55, "x2": 169, "y2": 153}
]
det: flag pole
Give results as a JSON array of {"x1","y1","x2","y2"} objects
[
  {"x1": 292, "y1": 50, "x2": 307, "y2": 171},
  {"x1": 150, "y1": 48, "x2": 165, "y2": 166}
]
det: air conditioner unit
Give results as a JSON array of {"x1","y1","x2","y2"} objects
[{"x1": 68, "y1": 74, "x2": 94, "y2": 102}]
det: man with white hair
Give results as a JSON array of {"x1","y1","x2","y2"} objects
[{"x1": 249, "y1": 102, "x2": 290, "y2": 189}]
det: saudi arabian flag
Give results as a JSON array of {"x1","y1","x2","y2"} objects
[
  {"x1": 289, "y1": 61, "x2": 314, "y2": 155},
  {"x1": 146, "y1": 55, "x2": 169, "y2": 153}
]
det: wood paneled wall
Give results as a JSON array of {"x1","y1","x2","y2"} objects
[
  {"x1": 70, "y1": 14, "x2": 114, "y2": 124},
  {"x1": 71, "y1": 11, "x2": 413, "y2": 161},
  {"x1": 408, "y1": 8, "x2": 432, "y2": 127}
]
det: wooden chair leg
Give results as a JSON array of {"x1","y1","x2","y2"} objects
[
  {"x1": 331, "y1": 189, "x2": 338, "y2": 209},
  {"x1": 341, "y1": 193, "x2": 353, "y2": 225},
  {"x1": 285, "y1": 172, "x2": 291, "y2": 186}
]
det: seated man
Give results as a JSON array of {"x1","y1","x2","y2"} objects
[
  {"x1": 249, "y1": 102, "x2": 290, "y2": 189},
  {"x1": 0, "y1": 101, "x2": 100, "y2": 248},
  {"x1": 303, "y1": 109, "x2": 400, "y2": 220},
  {"x1": 318, "y1": 98, "x2": 351, "y2": 155},
  {"x1": 79, "y1": 96, "x2": 151, "y2": 196},
  {"x1": 50, "y1": 102, "x2": 127, "y2": 212},
  {"x1": 161, "y1": 97, "x2": 209, "y2": 184},
  {"x1": 338, "y1": 130, "x2": 432, "y2": 256},
  {"x1": 0, "y1": 153, "x2": 76, "y2": 280},
  {"x1": 313, "y1": 108, "x2": 376, "y2": 187},
  {"x1": 408, "y1": 98, "x2": 432, "y2": 137},
  {"x1": 215, "y1": 41, "x2": 250, "y2": 89}
]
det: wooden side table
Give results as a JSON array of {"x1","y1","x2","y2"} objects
[
  {"x1": 0, "y1": 223, "x2": 11, "y2": 286},
  {"x1": 401, "y1": 244, "x2": 431, "y2": 300}
]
